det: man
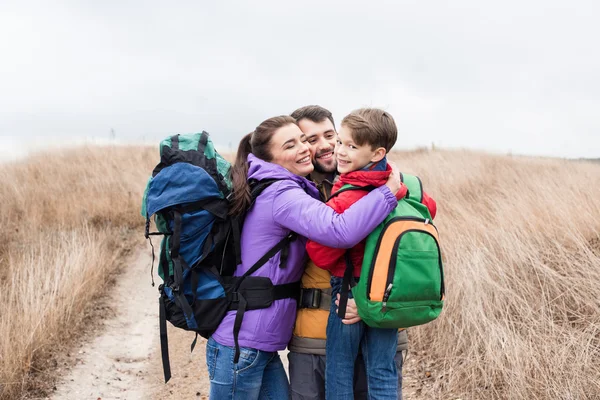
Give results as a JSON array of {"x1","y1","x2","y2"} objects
[{"x1": 288, "y1": 105, "x2": 408, "y2": 400}]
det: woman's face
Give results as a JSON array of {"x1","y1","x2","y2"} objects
[{"x1": 269, "y1": 123, "x2": 314, "y2": 177}]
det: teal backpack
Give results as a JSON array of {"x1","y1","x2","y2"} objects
[{"x1": 141, "y1": 132, "x2": 299, "y2": 382}]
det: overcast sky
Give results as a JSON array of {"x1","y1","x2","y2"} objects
[{"x1": 1, "y1": 0, "x2": 599, "y2": 158}]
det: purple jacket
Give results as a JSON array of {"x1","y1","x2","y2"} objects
[{"x1": 211, "y1": 154, "x2": 398, "y2": 352}]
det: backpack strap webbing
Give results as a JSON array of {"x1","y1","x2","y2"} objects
[
  {"x1": 231, "y1": 231, "x2": 298, "y2": 364},
  {"x1": 176, "y1": 197, "x2": 229, "y2": 220},
  {"x1": 169, "y1": 211, "x2": 195, "y2": 321},
  {"x1": 231, "y1": 179, "x2": 282, "y2": 265},
  {"x1": 159, "y1": 293, "x2": 171, "y2": 383},
  {"x1": 400, "y1": 173, "x2": 423, "y2": 203},
  {"x1": 337, "y1": 251, "x2": 358, "y2": 319},
  {"x1": 197, "y1": 131, "x2": 231, "y2": 198},
  {"x1": 170, "y1": 134, "x2": 180, "y2": 150},
  {"x1": 328, "y1": 184, "x2": 376, "y2": 200}
]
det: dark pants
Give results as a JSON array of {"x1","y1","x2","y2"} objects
[{"x1": 288, "y1": 352, "x2": 403, "y2": 400}]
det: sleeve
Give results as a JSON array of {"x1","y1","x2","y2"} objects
[
  {"x1": 305, "y1": 191, "x2": 358, "y2": 270},
  {"x1": 422, "y1": 191, "x2": 437, "y2": 219},
  {"x1": 272, "y1": 181, "x2": 397, "y2": 249}
]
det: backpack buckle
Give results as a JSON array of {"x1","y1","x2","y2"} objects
[{"x1": 300, "y1": 288, "x2": 321, "y2": 309}]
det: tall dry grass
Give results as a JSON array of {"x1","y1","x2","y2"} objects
[
  {"x1": 1, "y1": 146, "x2": 598, "y2": 399},
  {"x1": 0, "y1": 146, "x2": 155, "y2": 399},
  {"x1": 391, "y1": 150, "x2": 600, "y2": 399}
]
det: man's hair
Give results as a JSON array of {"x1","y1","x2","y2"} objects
[
  {"x1": 341, "y1": 108, "x2": 397, "y2": 152},
  {"x1": 290, "y1": 105, "x2": 336, "y2": 130}
]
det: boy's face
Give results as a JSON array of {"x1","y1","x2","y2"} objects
[
  {"x1": 298, "y1": 118, "x2": 337, "y2": 174},
  {"x1": 336, "y1": 125, "x2": 385, "y2": 174}
]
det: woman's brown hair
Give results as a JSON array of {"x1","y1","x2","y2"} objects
[{"x1": 229, "y1": 115, "x2": 297, "y2": 215}]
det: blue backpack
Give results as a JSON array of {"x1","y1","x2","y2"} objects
[{"x1": 142, "y1": 132, "x2": 299, "y2": 382}]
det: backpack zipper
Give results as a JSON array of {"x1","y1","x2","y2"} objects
[{"x1": 382, "y1": 283, "x2": 393, "y2": 312}]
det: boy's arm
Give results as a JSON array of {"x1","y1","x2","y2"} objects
[{"x1": 305, "y1": 190, "x2": 367, "y2": 270}]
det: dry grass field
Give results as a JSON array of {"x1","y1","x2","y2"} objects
[
  {"x1": 1, "y1": 146, "x2": 599, "y2": 399},
  {"x1": 392, "y1": 150, "x2": 600, "y2": 399},
  {"x1": 0, "y1": 146, "x2": 155, "y2": 399}
]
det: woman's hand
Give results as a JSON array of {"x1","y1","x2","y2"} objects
[
  {"x1": 335, "y1": 294, "x2": 362, "y2": 325},
  {"x1": 384, "y1": 161, "x2": 401, "y2": 194}
]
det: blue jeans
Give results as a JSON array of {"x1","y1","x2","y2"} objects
[
  {"x1": 206, "y1": 337, "x2": 289, "y2": 400},
  {"x1": 326, "y1": 277, "x2": 398, "y2": 400}
]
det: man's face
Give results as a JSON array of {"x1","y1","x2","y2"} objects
[{"x1": 298, "y1": 118, "x2": 337, "y2": 174}]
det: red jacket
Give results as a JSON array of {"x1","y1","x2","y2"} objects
[{"x1": 306, "y1": 165, "x2": 437, "y2": 278}]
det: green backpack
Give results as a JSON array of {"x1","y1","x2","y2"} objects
[{"x1": 335, "y1": 173, "x2": 445, "y2": 329}]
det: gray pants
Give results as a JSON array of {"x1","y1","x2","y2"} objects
[{"x1": 288, "y1": 351, "x2": 404, "y2": 400}]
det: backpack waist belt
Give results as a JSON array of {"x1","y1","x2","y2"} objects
[
  {"x1": 227, "y1": 279, "x2": 301, "y2": 310},
  {"x1": 298, "y1": 287, "x2": 332, "y2": 311}
]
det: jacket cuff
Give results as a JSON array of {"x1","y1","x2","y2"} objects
[{"x1": 377, "y1": 185, "x2": 399, "y2": 210}]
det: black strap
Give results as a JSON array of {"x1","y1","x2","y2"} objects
[
  {"x1": 170, "y1": 211, "x2": 194, "y2": 319},
  {"x1": 177, "y1": 198, "x2": 229, "y2": 220},
  {"x1": 337, "y1": 251, "x2": 357, "y2": 319},
  {"x1": 230, "y1": 231, "x2": 296, "y2": 363},
  {"x1": 159, "y1": 295, "x2": 171, "y2": 383},
  {"x1": 278, "y1": 234, "x2": 297, "y2": 268},
  {"x1": 233, "y1": 293, "x2": 248, "y2": 363},
  {"x1": 230, "y1": 281, "x2": 299, "y2": 364},
  {"x1": 229, "y1": 178, "x2": 280, "y2": 267},
  {"x1": 197, "y1": 131, "x2": 208, "y2": 153},
  {"x1": 198, "y1": 131, "x2": 231, "y2": 198},
  {"x1": 232, "y1": 217, "x2": 242, "y2": 265},
  {"x1": 227, "y1": 280, "x2": 301, "y2": 311},
  {"x1": 160, "y1": 237, "x2": 169, "y2": 281},
  {"x1": 171, "y1": 134, "x2": 180, "y2": 150},
  {"x1": 171, "y1": 212, "x2": 183, "y2": 285},
  {"x1": 329, "y1": 185, "x2": 377, "y2": 200},
  {"x1": 229, "y1": 179, "x2": 282, "y2": 262},
  {"x1": 197, "y1": 232, "x2": 214, "y2": 265},
  {"x1": 239, "y1": 232, "x2": 297, "y2": 282},
  {"x1": 190, "y1": 332, "x2": 199, "y2": 354},
  {"x1": 190, "y1": 269, "x2": 200, "y2": 307},
  {"x1": 249, "y1": 179, "x2": 281, "y2": 205},
  {"x1": 272, "y1": 281, "x2": 301, "y2": 301}
]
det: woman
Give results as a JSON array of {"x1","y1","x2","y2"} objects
[{"x1": 207, "y1": 116, "x2": 401, "y2": 399}]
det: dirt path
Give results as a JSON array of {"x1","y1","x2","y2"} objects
[
  {"x1": 50, "y1": 248, "x2": 428, "y2": 400},
  {"x1": 50, "y1": 249, "x2": 158, "y2": 400}
]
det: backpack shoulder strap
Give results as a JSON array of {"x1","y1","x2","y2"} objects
[
  {"x1": 230, "y1": 178, "x2": 283, "y2": 266},
  {"x1": 400, "y1": 173, "x2": 423, "y2": 203},
  {"x1": 249, "y1": 178, "x2": 281, "y2": 203},
  {"x1": 328, "y1": 184, "x2": 377, "y2": 200}
]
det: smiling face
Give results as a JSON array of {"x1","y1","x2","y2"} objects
[
  {"x1": 269, "y1": 123, "x2": 314, "y2": 177},
  {"x1": 336, "y1": 124, "x2": 386, "y2": 174},
  {"x1": 298, "y1": 118, "x2": 337, "y2": 174}
]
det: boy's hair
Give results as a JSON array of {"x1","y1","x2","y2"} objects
[
  {"x1": 341, "y1": 108, "x2": 397, "y2": 152},
  {"x1": 290, "y1": 105, "x2": 336, "y2": 130}
]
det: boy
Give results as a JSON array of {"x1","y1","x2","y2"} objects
[{"x1": 306, "y1": 108, "x2": 436, "y2": 400}]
